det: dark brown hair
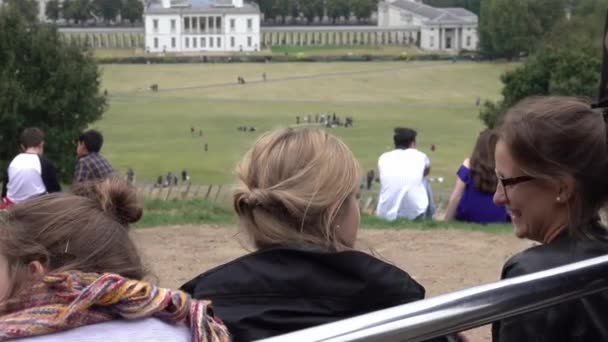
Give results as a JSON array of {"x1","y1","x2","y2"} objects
[
  {"x1": 0, "y1": 177, "x2": 146, "y2": 297},
  {"x1": 470, "y1": 129, "x2": 499, "y2": 193},
  {"x1": 19, "y1": 127, "x2": 44, "y2": 148},
  {"x1": 498, "y1": 96, "x2": 608, "y2": 238}
]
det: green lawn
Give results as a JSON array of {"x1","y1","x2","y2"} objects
[
  {"x1": 137, "y1": 198, "x2": 513, "y2": 232},
  {"x1": 98, "y1": 61, "x2": 515, "y2": 195}
]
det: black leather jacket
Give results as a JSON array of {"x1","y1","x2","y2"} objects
[
  {"x1": 182, "y1": 246, "x2": 443, "y2": 342},
  {"x1": 492, "y1": 228, "x2": 608, "y2": 342}
]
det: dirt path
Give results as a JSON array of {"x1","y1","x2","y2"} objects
[{"x1": 132, "y1": 225, "x2": 533, "y2": 341}]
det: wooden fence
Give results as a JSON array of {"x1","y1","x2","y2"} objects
[{"x1": 136, "y1": 183, "x2": 451, "y2": 215}]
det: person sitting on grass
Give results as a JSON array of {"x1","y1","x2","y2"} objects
[
  {"x1": 181, "y1": 127, "x2": 461, "y2": 342},
  {"x1": 0, "y1": 178, "x2": 229, "y2": 342},
  {"x1": 443, "y1": 129, "x2": 509, "y2": 224}
]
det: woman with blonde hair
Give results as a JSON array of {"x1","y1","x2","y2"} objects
[
  {"x1": 182, "y1": 128, "x2": 451, "y2": 341},
  {"x1": 0, "y1": 178, "x2": 229, "y2": 342}
]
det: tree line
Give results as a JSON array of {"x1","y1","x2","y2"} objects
[
  {"x1": 4, "y1": 0, "x2": 143, "y2": 24},
  {"x1": 479, "y1": 0, "x2": 606, "y2": 128}
]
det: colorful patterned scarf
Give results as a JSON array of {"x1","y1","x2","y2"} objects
[{"x1": 0, "y1": 271, "x2": 231, "y2": 341}]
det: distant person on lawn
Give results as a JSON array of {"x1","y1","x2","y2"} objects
[{"x1": 73, "y1": 130, "x2": 114, "y2": 183}]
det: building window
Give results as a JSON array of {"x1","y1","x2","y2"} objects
[
  {"x1": 193, "y1": 37, "x2": 197, "y2": 48},
  {"x1": 210, "y1": 37, "x2": 214, "y2": 47},
  {"x1": 247, "y1": 36, "x2": 252, "y2": 47},
  {"x1": 153, "y1": 19, "x2": 158, "y2": 31},
  {"x1": 171, "y1": 19, "x2": 176, "y2": 31},
  {"x1": 430, "y1": 36, "x2": 434, "y2": 47},
  {"x1": 171, "y1": 37, "x2": 176, "y2": 48},
  {"x1": 230, "y1": 36, "x2": 235, "y2": 47},
  {"x1": 201, "y1": 37, "x2": 206, "y2": 47},
  {"x1": 184, "y1": 17, "x2": 190, "y2": 31},
  {"x1": 199, "y1": 16, "x2": 205, "y2": 31},
  {"x1": 247, "y1": 18, "x2": 252, "y2": 30},
  {"x1": 216, "y1": 17, "x2": 221, "y2": 31},
  {"x1": 230, "y1": 19, "x2": 235, "y2": 31},
  {"x1": 154, "y1": 37, "x2": 158, "y2": 48},
  {"x1": 400, "y1": 11, "x2": 412, "y2": 24},
  {"x1": 192, "y1": 17, "x2": 198, "y2": 31},
  {"x1": 217, "y1": 37, "x2": 221, "y2": 48},
  {"x1": 185, "y1": 37, "x2": 190, "y2": 48},
  {"x1": 466, "y1": 36, "x2": 471, "y2": 47},
  {"x1": 209, "y1": 17, "x2": 214, "y2": 30}
]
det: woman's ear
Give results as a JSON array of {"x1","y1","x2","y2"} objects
[
  {"x1": 558, "y1": 175, "x2": 576, "y2": 202},
  {"x1": 27, "y1": 261, "x2": 46, "y2": 279}
]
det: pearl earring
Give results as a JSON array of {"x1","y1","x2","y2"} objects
[
  {"x1": 556, "y1": 196, "x2": 561, "y2": 202},
  {"x1": 335, "y1": 225, "x2": 341, "y2": 229}
]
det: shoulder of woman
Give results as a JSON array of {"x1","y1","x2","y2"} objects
[{"x1": 462, "y1": 158, "x2": 471, "y2": 168}]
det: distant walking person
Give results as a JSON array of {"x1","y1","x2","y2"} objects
[
  {"x1": 73, "y1": 130, "x2": 114, "y2": 183},
  {"x1": 1, "y1": 127, "x2": 61, "y2": 208},
  {"x1": 126, "y1": 168, "x2": 135, "y2": 184}
]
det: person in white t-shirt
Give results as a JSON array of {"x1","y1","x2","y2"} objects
[
  {"x1": 1, "y1": 127, "x2": 61, "y2": 209},
  {"x1": 376, "y1": 127, "x2": 433, "y2": 220}
]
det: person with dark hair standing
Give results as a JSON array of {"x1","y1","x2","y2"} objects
[
  {"x1": 73, "y1": 130, "x2": 113, "y2": 183},
  {"x1": 492, "y1": 97, "x2": 608, "y2": 342},
  {"x1": 444, "y1": 130, "x2": 509, "y2": 224},
  {"x1": 376, "y1": 127, "x2": 433, "y2": 220},
  {"x1": 1, "y1": 127, "x2": 61, "y2": 209}
]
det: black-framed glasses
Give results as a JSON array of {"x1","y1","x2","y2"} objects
[
  {"x1": 498, "y1": 175, "x2": 535, "y2": 187},
  {"x1": 496, "y1": 175, "x2": 535, "y2": 201}
]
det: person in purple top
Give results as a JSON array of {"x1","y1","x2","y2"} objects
[{"x1": 444, "y1": 130, "x2": 509, "y2": 224}]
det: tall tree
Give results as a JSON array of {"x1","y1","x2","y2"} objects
[
  {"x1": 479, "y1": 4, "x2": 603, "y2": 128},
  {"x1": 351, "y1": 0, "x2": 377, "y2": 22},
  {"x1": 5, "y1": 0, "x2": 39, "y2": 21},
  {"x1": 326, "y1": 0, "x2": 350, "y2": 23},
  {"x1": 479, "y1": 0, "x2": 566, "y2": 58},
  {"x1": 277, "y1": 0, "x2": 299, "y2": 23},
  {"x1": 0, "y1": 7, "x2": 107, "y2": 183},
  {"x1": 300, "y1": 0, "x2": 323, "y2": 24},
  {"x1": 253, "y1": 0, "x2": 278, "y2": 21},
  {"x1": 122, "y1": 0, "x2": 144, "y2": 24},
  {"x1": 45, "y1": 0, "x2": 61, "y2": 22},
  {"x1": 94, "y1": 0, "x2": 122, "y2": 23},
  {"x1": 64, "y1": 0, "x2": 93, "y2": 24}
]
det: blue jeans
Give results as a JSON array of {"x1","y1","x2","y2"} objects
[{"x1": 424, "y1": 178, "x2": 436, "y2": 219}]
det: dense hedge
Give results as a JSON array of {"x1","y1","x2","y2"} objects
[{"x1": 97, "y1": 52, "x2": 482, "y2": 64}]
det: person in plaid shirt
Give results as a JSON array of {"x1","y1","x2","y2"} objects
[{"x1": 74, "y1": 130, "x2": 114, "y2": 183}]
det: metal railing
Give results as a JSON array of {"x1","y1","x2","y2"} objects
[{"x1": 258, "y1": 255, "x2": 608, "y2": 342}]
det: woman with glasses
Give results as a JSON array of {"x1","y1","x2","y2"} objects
[{"x1": 491, "y1": 96, "x2": 608, "y2": 342}]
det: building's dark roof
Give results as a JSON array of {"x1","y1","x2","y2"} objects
[
  {"x1": 389, "y1": 0, "x2": 477, "y2": 24},
  {"x1": 147, "y1": 0, "x2": 260, "y2": 14}
]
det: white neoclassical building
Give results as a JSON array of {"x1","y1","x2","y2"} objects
[
  {"x1": 378, "y1": 0, "x2": 478, "y2": 51},
  {"x1": 144, "y1": 0, "x2": 261, "y2": 53}
]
